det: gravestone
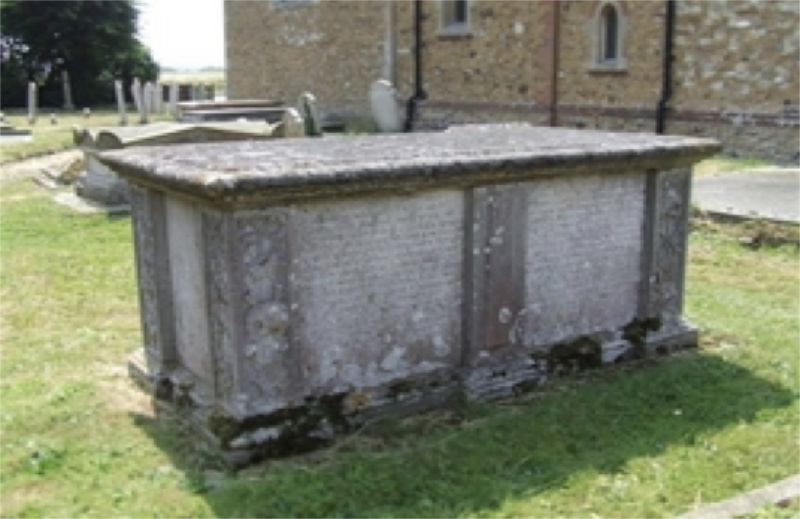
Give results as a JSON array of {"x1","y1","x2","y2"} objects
[
  {"x1": 155, "y1": 82, "x2": 164, "y2": 114},
  {"x1": 151, "y1": 83, "x2": 160, "y2": 115},
  {"x1": 298, "y1": 91, "x2": 322, "y2": 136},
  {"x1": 27, "y1": 82, "x2": 37, "y2": 124},
  {"x1": 99, "y1": 125, "x2": 720, "y2": 467},
  {"x1": 131, "y1": 78, "x2": 146, "y2": 124},
  {"x1": 369, "y1": 79, "x2": 404, "y2": 132},
  {"x1": 143, "y1": 82, "x2": 154, "y2": 123},
  {"x1": 169, "y1": 84, "x2": 179, "y2": 118},
  {"x1": 114, "y1": 80, "x2": 128, "y2": 126},
  {"x1": 281, "y1": 107, "x2": 305, "y2": 137},
  {"x1": 62, "y1": 70, "x2": 74, "y2": 110}
]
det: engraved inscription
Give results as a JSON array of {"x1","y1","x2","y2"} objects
[
  {"x1": 290, "y1": 191, "x2": 464, "y2": 393},
  {"x1": 524, "y1": 173, "x2": 645, "y2": 346}
]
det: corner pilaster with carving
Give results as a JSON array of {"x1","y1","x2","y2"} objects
[
  {"x1": 230, "y1": 210, "x2": 295, "y2": 417},
  {"x1": 641, "y1": 167, "x2": 697, "y2": 352},
  {"x1": 203, "y1": 210, "x2": 241, "y2": 416}
]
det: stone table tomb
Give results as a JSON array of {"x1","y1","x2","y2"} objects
[{"x1": 99, "y1": 125, "x2": 719, "y2": 465}]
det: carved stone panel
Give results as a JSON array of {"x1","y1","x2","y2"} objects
[
  {"x1": 129, "y1": 184, "x2": 176, "y2": 375},
  {"x1": 233, "y1": 210, "x2": 293, "y2": 415},
  {"x1": 166, "y1": 198, "x2": 213, "y2": 390},
  {"x1": 289, "y1": 191, "x2": 464, "y2": 395},
  {"x1": 523, "y1": 173, "x2": 646, "y2": 347},
  {"x1": 464, "y1": 185, "x2": 527, "y2": 362},
  {"x1": 649, "y1": 168, "x2": 692, "y2": 326},
  {"x1": 203, "y1": 210, "x2": 238, "y2": 410}
]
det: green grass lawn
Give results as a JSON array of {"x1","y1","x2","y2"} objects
[{"x1": 0, "y1": 171, "x2": 797, "y2": 517}]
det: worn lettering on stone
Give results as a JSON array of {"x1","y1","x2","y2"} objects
[{"x1": 289, "y1": 191, "x2": 464, "y2": 393}]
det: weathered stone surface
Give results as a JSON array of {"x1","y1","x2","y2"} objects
[
  {"x1": 105, "y1": 125, "x2": 718, "y2": 465},
  {"x1": 522, "y1": 172, "x2": 645, "y2": 348},
  {"x1": 166, "y1": 197, "x2": 214, "y2": 393},
  {"x1": 369, "y1": 79, "x2": 404, "y2": 132},
  {"x1": 75, "y1": 121, "x2": 280, "y2": 206},
  {"x1": 290, "y1": 191, "x2": 463, "y2": 395},
  {"x1": 99, "y1": 126, "x2": 718, "y2": 207}
]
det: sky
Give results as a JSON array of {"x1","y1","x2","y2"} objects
[{"x1": 137, "y1": 0, "x2": 225, "y2": 70}]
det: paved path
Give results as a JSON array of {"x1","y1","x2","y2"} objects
[
  {"x1": 677, "y1": 474, "x2": 800, "y2": 518},
  {"x1": 693, "y1": 168, "x2": 800, "y2": 223}
]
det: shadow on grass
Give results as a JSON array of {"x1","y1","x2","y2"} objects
[{"x1": 131, "y1": 351, "x2": 795, "y2": 518}]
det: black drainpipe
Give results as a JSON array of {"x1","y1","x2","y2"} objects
[
  {"x1": 404, "y1": 0, "x2": 426, "y2": 132},
  {"x1": 656, "y1": 0, "x2": 675, "y2": 134}
]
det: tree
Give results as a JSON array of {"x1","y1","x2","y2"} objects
[{"x1": 0, "y1": 0, "x2": 159, "y2": 108}]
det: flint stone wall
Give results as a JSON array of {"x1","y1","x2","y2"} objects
[{"x1": 100, "y1": 126, "x2": 719, "y2": 466}]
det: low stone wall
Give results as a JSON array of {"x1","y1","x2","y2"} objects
[{"x1": 100, "y1": 125, "x2": 719, "y2": 466}]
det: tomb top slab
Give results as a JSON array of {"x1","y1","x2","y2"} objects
[{"x1": 99, "y1": 125, "x2": 719, "y2": 206}]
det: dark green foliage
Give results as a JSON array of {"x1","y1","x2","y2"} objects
[{"x1": 0, "y1": 0, "x2": 158, "y2": 108}]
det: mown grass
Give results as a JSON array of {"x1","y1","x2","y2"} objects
[
  {"x1": 0, "y1": 173, "x2": 798, "y2": 517},
  {"x1": 0, "y1": 109, "x2": 172, "y2": 164}
]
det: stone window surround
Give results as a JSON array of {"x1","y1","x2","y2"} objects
[
  {"x1": 588, "y1": 0, "x2": 628, "y2": 73},
  {"x1": 438, "y1": 0, "x2": 471, "y2": 37}
]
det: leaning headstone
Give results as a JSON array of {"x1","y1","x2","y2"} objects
[
  {"x1": 281, "y1": 107, "x2": 305, "y2": 138},
  {"x1": 155, "y1": 82, "x2": 164, "y2": 114},
  {"x1": 151, "y1": 83, "x2": 160, "y2": 116},
  {"x1": 131, "y1": 78, "x2": 146, "y2": 124},
  {"x1": 114, "y1": 80, "x2": 128, "y2": 126},
  {"x1": 298, "y1": 91, "x2": 321, "y2": 136},
  {"x1": 169, "y1": 84, "x2": 179, "y2": 119},
  {"x1": 27, "y1": 82, "x2": 37, "y2": 125},
  {"x1": 62, "y1": 70, "x2": 74, "y2": 110},
  {"x1": 369, "y1": 79, "x2": 404, "y2": 133},
  {"x1": 143, "y1": 82, "x2": 154, "y2": 123}
]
